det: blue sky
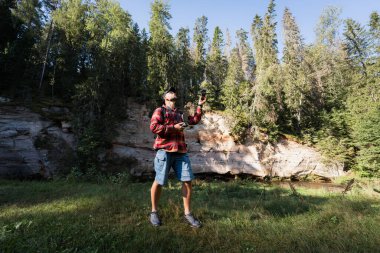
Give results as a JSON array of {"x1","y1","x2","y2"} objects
[{"x1": 118, "y1": 0, "x2": 380, "y2": 54}]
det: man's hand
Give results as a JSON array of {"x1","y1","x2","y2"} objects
[
  {"x1": 198, "y1": 95, "x2": 207, "y2": 106},
  {"x1": 174, "y1": 122, "x2": 186, "y2": 131}
]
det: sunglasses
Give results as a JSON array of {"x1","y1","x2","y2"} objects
[{"x1": 165, "y1": 98, "x2": 177, "y2": 102}]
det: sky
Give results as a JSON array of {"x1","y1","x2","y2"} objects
[{"x1": 118, "y1": 0, "x2": 380, "y2": 54}]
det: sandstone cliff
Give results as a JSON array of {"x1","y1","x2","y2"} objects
[
  {"x1": 109, "y1": 100, "x2": 345, "y2": 179},
  {"x1": 0, "y1": 98, "x2": 345, "y2": 179},
  {"x1": 0, "y1": 103, "x2": 75, "y2": 178}
]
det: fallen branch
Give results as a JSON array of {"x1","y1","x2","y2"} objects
[
  {"x1": 342, "y1": 179, "x2": 355, "y2": 195},
  {"x1": 288, "y1": 181, "x2": 304, "y2": 202}
]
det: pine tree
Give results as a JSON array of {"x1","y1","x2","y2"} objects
[
  {"x1": 53, "y1": 0, "x2": 88, "y2": 48},
  {"x1": 174, "y1": 27, "x2": 193, "y2": 107},
  {"x1": 221, "y1": 47, "x2": 251, "y2": 142},
  {"x1": 0, "y1": 0, "x2": 17, "y2": 52},
  {"x1": 369, "y1": 11, "x2": 380, "y2": 86},
  {"x1": 370, "y1": 12, "x2": 380, "y2": 36},
  {"x1": 1, "y1": 0, "x2": 45, "y2": 95},
  {"x1": 86, "y1": 0, "x2": 134, "y2": 86},
  {"x1": 204, "y1": 26, "x2": 227, "y2": 108},
  {"x1": 221, "y1": 48, "x2": 244, "y2": 110},
  {"x1": 343, "y1": 18, "x2": 371, "y2": 77},
  {"x1": 348, "y1": 88, "x2": 380, "y2": 177},
  {"x1": 282, "y1": 7, "x2": 311, "y2": 131},
  {"x1": 236, "y1": 28, "x2": 254, "y2": 81},
  {"x1": 147, "y1": 0, "x2": 174, "y2": 98},
  {"x1": 0, "y1": 0, "x2": 18, "y2": 91},
  {"x1": 306, "y1": 7, "x2": 354, "y2": 168},
  {"x1": 306, "y1": 6, "x2": 349, "y2": 111},
  {"x1": 192, "y1": 15, "x2": 208, "y2": 97},
  {"x1": 346, "y1": 12, "x2": 380, "y2": 176},
  {"x1": 128, "y1": 23, "x2": 148, "y2": 99},
  {"x1": 224, "y1": 28, "x2": 232, "y2": 61},
  {"x1": 54, "y1": 0, "x2": 140, "y2": 170},
  {"x1": 315, "y1": 6, "x2": 342, "y2": 48},
  {"x1": 52, "y1": 0, "x2": 89, "y2": 98},
  {"x1": 250, "y1": 0, "x2": 281, "y2": 132}
]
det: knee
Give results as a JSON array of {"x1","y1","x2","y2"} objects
[
  {"x1": 152, "y1": 181, "x2": 162, "y2": 190},
  {"x1": 183, "y1": 181, "x2": 192, "y2": 188}
]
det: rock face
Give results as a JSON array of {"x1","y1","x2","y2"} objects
[
  {"x1": 0, "y1": 99, "x2": 345, "y2": 179},
  {"x1": 109, "y1": 100, "x2": 345, "y2": 179},
  {"x1": 0, "y1": 105, "x2": 76, "y2": 178}
]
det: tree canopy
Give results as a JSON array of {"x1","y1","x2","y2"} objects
[{"x1": 1, "y1": 0, "x2": 379, "y2": 177}]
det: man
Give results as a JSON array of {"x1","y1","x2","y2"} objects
[{"x1": 149, "y1": 87, "x2": 206, "y2": 228}]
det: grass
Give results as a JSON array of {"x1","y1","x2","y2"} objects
[{"x1": 0, "y1": 178, "x2": 379, "y2": 253}]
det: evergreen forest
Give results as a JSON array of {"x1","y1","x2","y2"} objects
[{"x1": 1, "y1": 0, "x2": 379, "y2": 177}]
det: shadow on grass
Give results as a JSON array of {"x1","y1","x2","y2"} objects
[
  {"x1": 1, "y1": 179, "x2": 379, "y2": 253},
  {"x1": 0, "y1": 180, "x2": 116, "y2": 208},
  {"x1": 189, "y1": 181, "x2": 328, "y2": 218},
  {"x1": 0, "y1": 179, "x2": 370, "y2": 219}
]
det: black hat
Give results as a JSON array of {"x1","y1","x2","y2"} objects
[
  {"x1": 162, "y1": 87, "x2": 176, "y2": 100},
  {"x1": 165, "y1": 87, "x2": 176, "y2": 94}
]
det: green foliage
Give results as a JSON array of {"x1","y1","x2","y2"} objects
[
  {"x1": 51, "y1": 0, "x2": 144, "y2": 174},
  {"x1": 51, "y1": 0, "x2": 146, "y2": 101},
  {"x1": 174, "y1": 27, "x2": 193, "y2": 107},
  {"x1": 0, "y1": 0, "x2": 44, "y2": 96},
  {"x1": 316, "y1": 135, "x2": 354, "y2": 166},
  {"x1": 221, "y1": 48, "x2": 246, "y2": 110},
  {"x1": 308, "y1": 7, "x2": 351, "y2": 113},
  {"x1": 76, "y1": 126, "x2": 103, "y2": 169},
  {"x1": 221, "y1": 44, "x2": 254, "y2": 142},
  {"x1": 72, "y1": 78, "x2": 121, "y2": 171},
  {"x1": 250, "y1": 0, "x2": 281, "y2": 132},
  {"x1": 204, "y1": 26, "x2": 228, "y2": 109},
  {"x1": 282, "y1": 8, "x2": 312, "y2": 132},
  {"x1": 65, "y1": 166, "x2": 84, "y2": 182},
  {"x1": 0, "y1": 0, "x2": 16, "y2": 51},
  {"x1": 1, "y1": 0, "x2": 380, "y2": 178},
  {"x1": 315, "y1": 6, "x2": 342, "y2": 47},
  {"x1": 192, "y1": 15, "x2": 208, "y2": 97},
  {"x1": 227, "y1": 109, "x2": 250, "y2": 143},
  {"x1": 348, "y1": 93, "x2": 380, "y2": 177},
  {"x1": 343, "y1": 11, "x2": 380, "y2": 177},
  {"x1": 343, "y1": 18, "x2": 371, "y2": 75},
  {"x1": 66, "y1": 165, "x2": 132, "y2": 185},
  {"x1": 236, "y1": 28, "x2": 255, "y2": 81},
  {"x1": 53, "y1": 0, "x2": 87, "y2": 48},
  {"x1": 147, "y1": 0, "x2": 174, "y2": 99},
  {"x1": 310, "y1": 110, "x2": 354, "y2": 168}
]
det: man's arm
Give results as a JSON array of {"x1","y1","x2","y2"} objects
[
  {"x1": 188, "y1": 106, "x2": 202, "y2": 125},
  {"x1": 188, "y1": 95, "x2": 206, "y2": 125},
  {"x1": 150, "y1": 108, "x2": 176, "y2": 136}
]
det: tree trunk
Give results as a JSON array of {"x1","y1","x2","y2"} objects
[{"x1": 39, "y1": 20, "x2": 54, "y2": 91}]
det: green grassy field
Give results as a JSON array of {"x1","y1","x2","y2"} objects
[{"x1": 0, "y1": 178, "x2": 379, "y2": 253}]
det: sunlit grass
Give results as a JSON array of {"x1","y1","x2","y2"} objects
[{"x1": 0, "y1": 178, "x2": 379, "y2": 252}]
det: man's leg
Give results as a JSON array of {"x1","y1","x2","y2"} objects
[
  {"x1": 150, "y1": 181, "x2": 162, "y2": 226},
  {"x1": 175, "y1": 154, "x2": 201, "y2": 227},
  {"x1": 182, "y1": 181, "x2": 192, "y2": 214},
  {"x1": 174, "y1": 154, "x2": 194, "y2": 214},
  {"x1": 182, "y1": 180, "x2": 201, "y2": 228},
  {"x1": 151, "y1": 180, "x2": 162, "y2": 212},
  {"x1": 149, "y1": 149, "x2": 169, "y2": 226},
  {"x1": 151, "y1": 149, "x2": 169, "y2": 211}
]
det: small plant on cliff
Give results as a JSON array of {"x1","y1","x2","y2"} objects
[
  {"x1": 229, "y1": 111, "x2": 250, "y2": 143},
  {"x1": 72, "y1": 78, "x2": 123, "y2": 173}
]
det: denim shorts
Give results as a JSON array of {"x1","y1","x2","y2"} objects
[{"x1": 154, "y1": 149, "x2": 194, "y2": 186}]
